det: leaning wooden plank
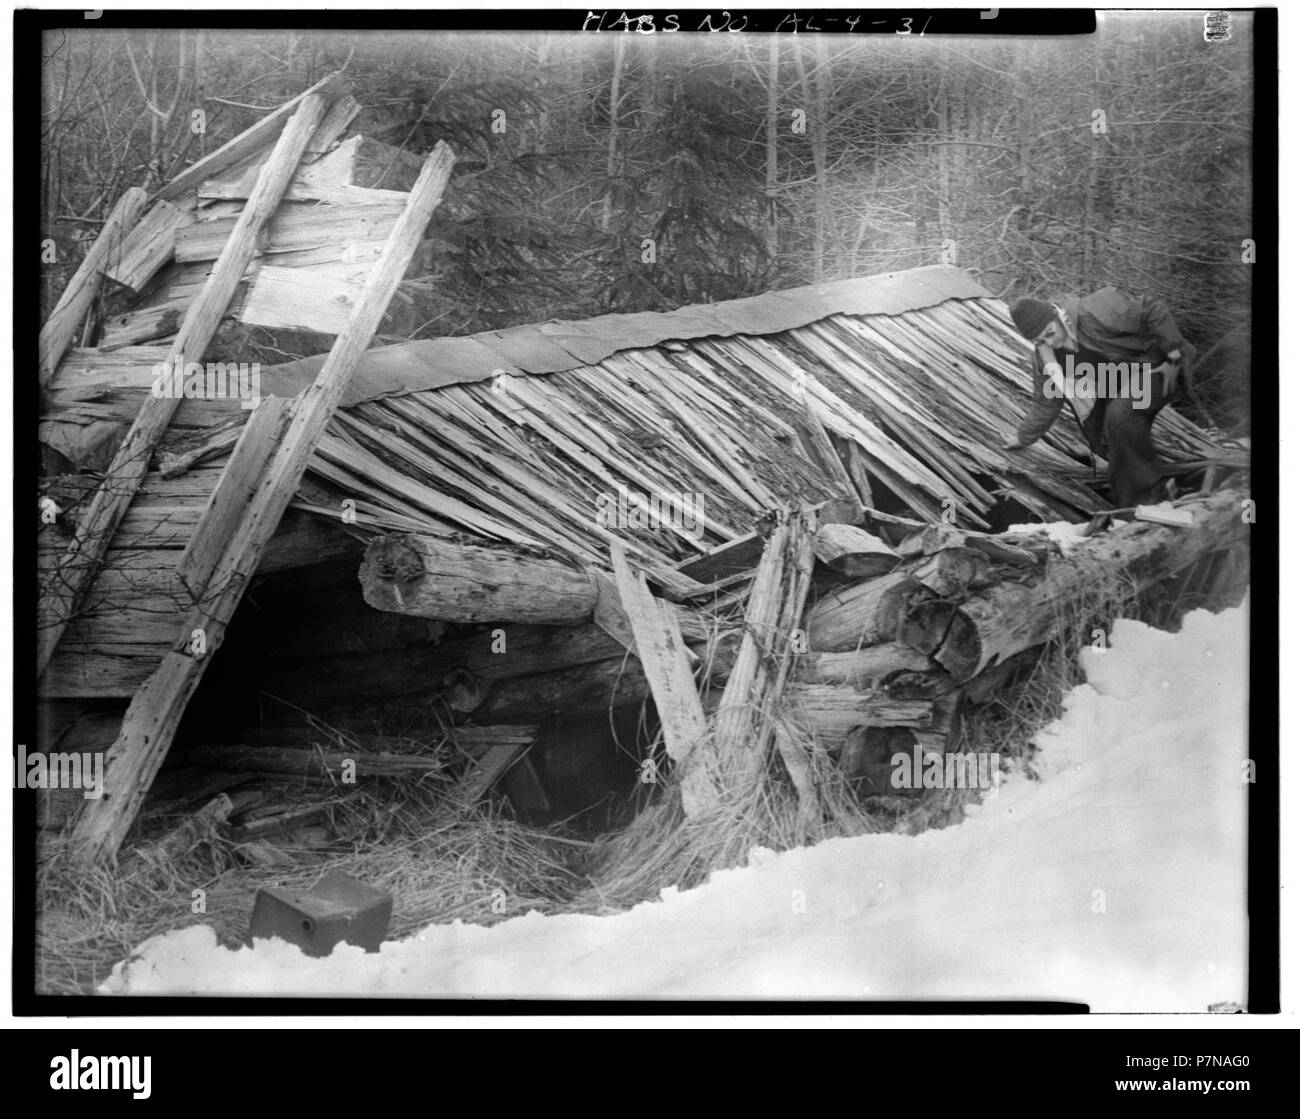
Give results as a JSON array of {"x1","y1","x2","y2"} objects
[
  {"x1": 130, "y1": 793, "x2": 233, "y2": 867},
  {"x1": 68, "y1": 142, "x2": 456, "y2": 863},
  {"x1": 455, "y1": 737, "x2": 533, "y2": 804},
  {"x1": 610, "y1": 542, "x2": 716, "y2": 817},
  {"x1": 306, "y1": 93, "x2": 361, "y2": 153},
  {"x1": 102, "y1": 199, "x2": 189, "y2": 293},
  {"x1": 39, "y1": 187, "x2": 148, "y2": 388},
  {"x1": 764, "y1": 511, "x2": 819, "y2": 790},
  {"x1": 589, "y1": 569, "x2": 637, "y2": 654},
  {"x1": 36, "y1": 91, "x2": 332, "y2": 679},
  {"x1": 709, "y1": 516, "x2": 791, "y2": 781},
  {"x1": 773, "y1": 723, "x2": 818, "y2": 838},
  {"x1": 176, "y1": 396, "x2": 294, "y2": 596},
  {"x1": 676, "y1": 531, "x2": 764, "y2": 582},
  {"x1": 802, "y1": 399, "x2": 858, "y2": 498},
  {"x1": 845, "y1": 441, "x2": 875, "y2": 507},
  {"x1": 360, "y1": 534, "x2": 597, "y2": 625},
  {"x1": 501, "y1": 756, "x2": 551, "y2": 813},
  {"x1": 97, "y1": 298, "x2": 191, "y2": 350},
  {"x1": 154, "y1": 71, "x2": 348, "y2": 202},
  {"x1": 589, "y1": 568, "x2": 707, "y2": 659}
]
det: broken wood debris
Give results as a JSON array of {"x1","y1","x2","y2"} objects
[
  {"x1": 67, "y1": 140, "x2": 457, "y2": 862},
  {"x1": 610, "y1": 541, "x2": 716, "y2": 817},
  {"x1": 40, "y1": 187, "x2": 149, "y2": 387},
  {"x1": 39, "y1": 89, "x2": 334, "y2": 680},
  {"x1": 131, "y1": 792, "x2": 234, "y2": 867}
]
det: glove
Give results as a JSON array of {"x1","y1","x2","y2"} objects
[{"x1": 1152, "y1": 359, "x2": 1182, "y2": 398}]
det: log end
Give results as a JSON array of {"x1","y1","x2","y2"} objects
[
  {"x1": 932, "y1": 612, "x2": 981, "y2": 682},
  {"x1": 362, "y1": 534, "x2": 425, "y2": 585}
]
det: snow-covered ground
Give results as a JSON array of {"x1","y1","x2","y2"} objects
[{"x1": 103, "y1": 600, "x2": 1249, "y2": 1009}]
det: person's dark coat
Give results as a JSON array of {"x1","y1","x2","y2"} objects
[{"x1": 1015, "y1": 287, "x2": 1196, "y2": 507}]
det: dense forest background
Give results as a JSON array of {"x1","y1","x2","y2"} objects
[{"x1": 41, "y1": 15, "x2": 1255, "y2": 425}]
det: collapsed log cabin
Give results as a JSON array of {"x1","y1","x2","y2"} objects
[{"x1": 35, "y1": 77, "x2": 1251, "y2": 861}]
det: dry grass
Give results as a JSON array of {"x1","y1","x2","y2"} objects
[
  {"x1": 36, "y1": 776, "x2": 586, "y2": 996},
  {"x1": 578, "y1": 717, "x2": 892, "y2": 912},
  {"x1": 30, "y1": 651, "x2": 1099, "y2": 996}
]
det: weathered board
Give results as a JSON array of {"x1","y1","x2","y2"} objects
[
  {"x1": 240, "y1": 266, "x2": 367, "y2": 334},
  {"x1": 174, "y1": 200, "x2": 404, "y2": 263}
]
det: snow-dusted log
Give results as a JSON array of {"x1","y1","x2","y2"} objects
[{"x1": 917, "y1": 490, "x2": 1250, "y2": 682}]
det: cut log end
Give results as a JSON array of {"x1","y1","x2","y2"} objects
[
  {"x1": 897, "y1": 598, "x2": 956, "y2": 657},
  {"x1": 365, "y1": 535, "x2": 426, "y2": 585},
  {"x1": 932, "y1": 612, "x2": 982, "y2": 682},
  {"x1": 806, "y1": 570, "x2": 918, "y2": 652}
]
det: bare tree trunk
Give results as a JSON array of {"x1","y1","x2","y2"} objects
[
  {"x1": 601, "y1": 36, "x2": 626, "y2": 235},
  {"x1": 765, "y1": 38, "x2": 780, "y2": 264},
  {"x1": 1082, "y1": 31, "x2": 1102, "y2": 283},
  {"x1": 936, "y1": 59, "x2": 952, "y2": 251},
  {"x1": 1014, "y1": 42, "x2": 1035, "y2": 266},
  {"x1": 794, "y1": 39, "x2": 829, "y2": 280}
]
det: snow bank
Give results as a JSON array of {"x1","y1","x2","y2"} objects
[
  {"x1": 102, "y1": 602, "x2": 1249, "y2": 1009},
  {"x1": 1005, "y1": 519, "x2": 1090, "y2": 552}
]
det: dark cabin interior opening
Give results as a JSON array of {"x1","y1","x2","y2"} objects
[{"x1": 172, "y1": 544, "x2": 658, "y2": 836}]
